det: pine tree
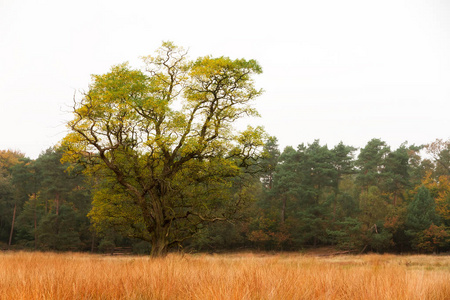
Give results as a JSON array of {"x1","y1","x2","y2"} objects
[{"x1": 405, "y1": 186, "x2": 440, "y2": 250}]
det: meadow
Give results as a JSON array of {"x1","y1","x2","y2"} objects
[{"x1": 0, "y1": 251, "x2": 450, "y2": 299}]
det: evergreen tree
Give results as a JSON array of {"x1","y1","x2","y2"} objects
[
  {"x1": 383, "y1": 144, "x2": 409, "y2": 206},
  {"x1": 260, "y1": 136, "x2": 280, "y2": 189},
  {"x1": 405, "y1": 186, "x2": 440, "y2": 250},
  {"x1": 37, "y1": 204, "x2": 82, "y2": 251},
  {"x1": 356, "y1": 139, "x2": 390, "y2": 190}
]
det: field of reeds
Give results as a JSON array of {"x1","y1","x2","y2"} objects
[{"x1": 1, "y1": 251, "x2": 450, "y2": 299}]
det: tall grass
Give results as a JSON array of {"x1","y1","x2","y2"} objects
[{"x1": 0, "y1": 251, "x2": 449, "y2": 299}]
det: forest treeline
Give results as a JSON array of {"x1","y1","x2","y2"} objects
[{"x1": 2, "y1": 137, "x2": 450, "y2": 254}]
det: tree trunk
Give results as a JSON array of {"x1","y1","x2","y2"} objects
[
  {"x1": 34, "y1": 199, "x2": 37, "y2": 250},
  {"x1": 55, "y1": 192, "x2": 60, "y2": 215},
  {"x1": 150, "y1": 227, "x2": 169, "y2": 257},
  {"x1": 8, "y1": 203, "x2": 16, "y2": 247},
  {"x1": 148, "y1": 188, "x2": 171, "y2": 257},
  {"x1": 281, "y1": 195, "x2": 286, "y2": 224},
  {"x1": 332, "y1": 194, "x2": 337, "y2": 222}
]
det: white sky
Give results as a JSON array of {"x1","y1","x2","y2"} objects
[{"x1": 1, "y1": 0, "x2": 450, "y2": 159}]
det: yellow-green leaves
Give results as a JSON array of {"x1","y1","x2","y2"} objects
[{"x1": 63, "y1": 42, "x2": 266, "y2": 255}]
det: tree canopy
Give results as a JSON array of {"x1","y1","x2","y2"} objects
[
  {"x1": 4, "y1": 44, "x2": 450, "y2": 256},
  {"x1": 61, "y1": 42, "x2": 266, "y2": 256}
]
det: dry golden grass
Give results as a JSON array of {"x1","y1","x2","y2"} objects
[{"x1": 0, "y1": 251, "x2": 450, "y2": 299}]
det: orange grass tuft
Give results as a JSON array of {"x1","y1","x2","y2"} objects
[{"x1": 0, "y1": 251, "x2": 449, "y2": 299}]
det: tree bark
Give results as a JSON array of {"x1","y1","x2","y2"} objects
[
  {"x1": 150, "y1": 227, "x2": 169, "y2": 257},
  {"x1": 281, "y1": 195, "x2": 286, "y2": 225},
  {"x1": 8, "y1": 202, "x2": 16, "y2": 247},
  {"x1": 55, "y1": 192, "x2": 60, "y2": 215},
  {"x1": 34, "y1": 195, "x2": 37, "y2": 250}
]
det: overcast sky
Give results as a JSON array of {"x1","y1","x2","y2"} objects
[{"x1": 1, "y1": 0, "x2": 450, "y2": 159}]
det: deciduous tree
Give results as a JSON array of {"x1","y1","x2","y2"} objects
[{"x1": 62, "y1": 42, "x2": 265, "y2": 256}]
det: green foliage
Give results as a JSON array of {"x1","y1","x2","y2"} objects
[
  {"x1": 98, "y1": 238, "x2": 116, "y2": 254},
  {"x1": 426, "y1": 139, "x2": 450, "y2": 177},
  {"x1": 327, "y1": 217, "x2": 363, "y2": 250},
  {"x1": 7, "y1": 61, "x2": 450, "y2": 255},
  {"x1": 356, "y1": 186, "x2": 393, "y2": 251},
  {"x1": 358, "y1": 186, "x2": 388, "y2": 227},
  {"x1": 8, "y1": 148, "x2": 92, "y2": 251},
  {"x1": 260, "y1": 136, "x2": 280, "y2": 189},
  {"x1": 406, "y1": 186, "x2": 440, "y2": 232},
  {"x1": 62, "y1": 42, "x2": 266, "y2": 256},
  {"x1": 356, "y1": 138, "x2": 390, "y2": 190},
  {"x1": 383, "y1": 144, "x2": 410, "y2": 205},
  {"x1": 262, "y1": 141, "x2": 356, "y2": 248},
  {"x1": 405, "y1": 186, "x2": 441, "y2": 250},
  {"x1": 14, "y1": 194, "x2": 45, "y2": 247},
  {"x1": 4, "y1": 135, "x2": 450, "y2": 254},
  {"x1": 334, "y1": 178, "x2": 359, "y2": 219},
  {"x1": 37, "y1": 204, "x2": 82, "y2": 251},
  {"x1": 191, "y1": 221, "x2": 249, "y2": 252},
  {"x1": 6, "y1": 133, "x2": 450, "y2": 254},
  {"x1": 0, "y1": 152, "x2": 19, "y2": 242},
  {"x1": 368, "y1": 228, "x2": 393, "y2": 253}
]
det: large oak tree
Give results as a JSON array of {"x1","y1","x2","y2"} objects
[{"x1": 62, "y1": 42, "x2": 265, "y2": 256}]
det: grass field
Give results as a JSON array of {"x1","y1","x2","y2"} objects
[{"x1": 1, "y1": 251, "x2": 450, "y2": 299}]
